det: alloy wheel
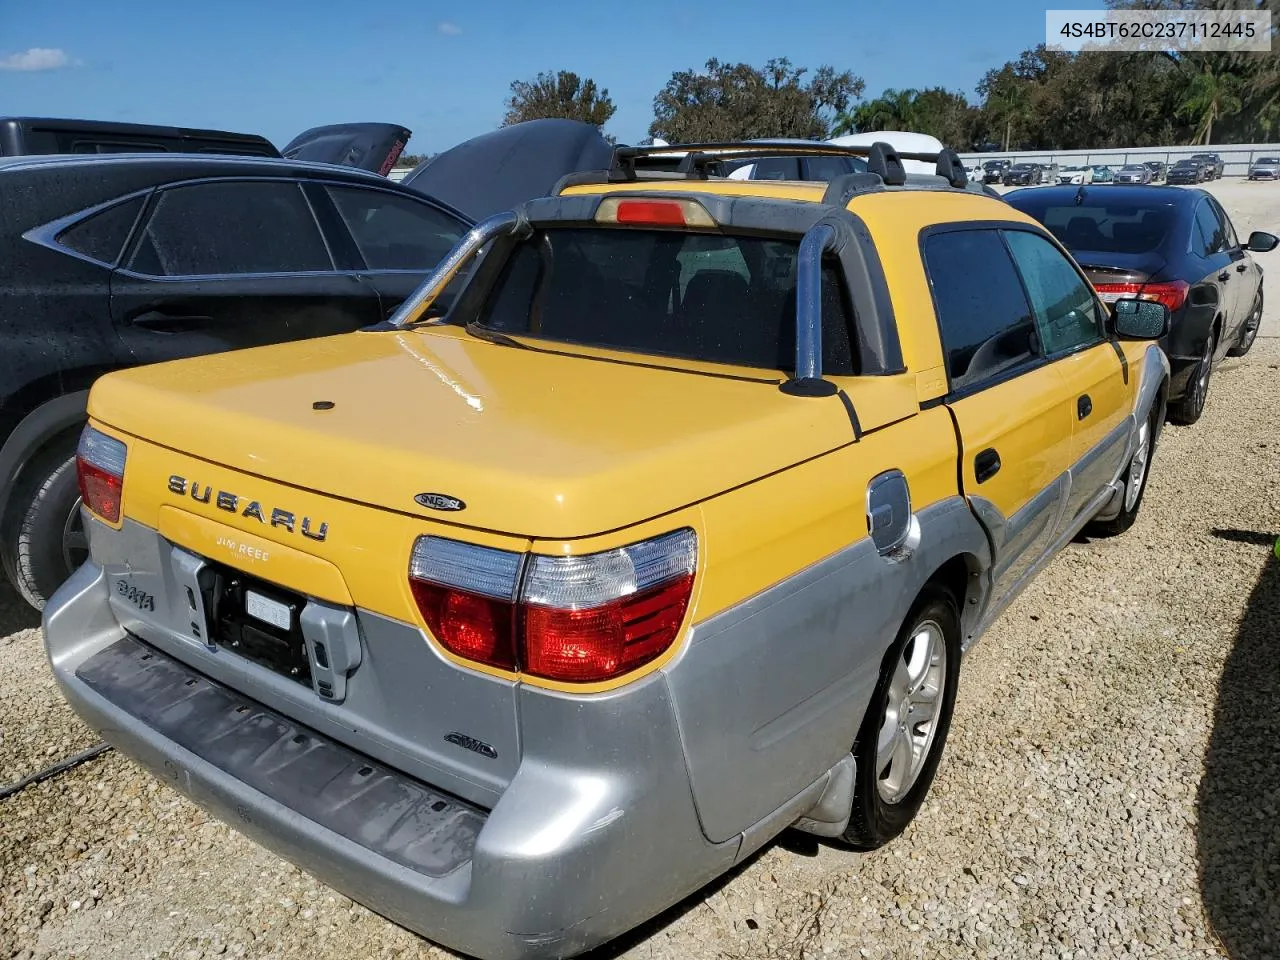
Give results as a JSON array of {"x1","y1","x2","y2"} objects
[
  {"x1": 1124, "y1": 421, "x2": 1151, "y2": 512},
  {"x1": 875, "y1": 619, "x2": 948, "y2": 804},
  {"x1": 61, "y1": 496, "x2": 89, "y2": 575}
]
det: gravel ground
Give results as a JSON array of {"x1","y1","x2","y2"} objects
[{"x1": 3, "y1": 180, "x2": 1278, "y2": 960}]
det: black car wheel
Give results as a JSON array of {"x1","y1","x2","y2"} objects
[
  {"x1": 1227, "y1": 290, "x2": 1263, "y2": 358},
  {"x1": 1169, "y1": 328, "x2": 1216, "y2": 426},
  {"x1": 4, "y1": 442, "x2": 87, "y2": 610},
  {"x1": 842, "y1": 586, "x2": 961, "y2": 850}
]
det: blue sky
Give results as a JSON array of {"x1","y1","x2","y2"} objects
[{"x1": 0, "y1": 0, "x2": 1108, "y2": 155}]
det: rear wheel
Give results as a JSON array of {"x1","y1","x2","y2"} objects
[
  {"x1": 842, "y1": 587, "x2": 961, "y2": 850},
  {"x1": 4, "y1": 443, "x2": 87, "y2": 610},
  {"x1": 1226, "y1": 291, "x2": 1262, "y2": 358},
  {"x1": 1168, "y1": 329, "x2": 1216, "y2": 425}
]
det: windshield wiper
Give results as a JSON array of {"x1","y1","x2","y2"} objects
[{"x1": 464, "y1": 319, "x2": 531, "y2": 350}]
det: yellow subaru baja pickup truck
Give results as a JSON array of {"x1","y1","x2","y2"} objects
[{"x1": 45, "y1": 142, "x2": 1171, "y2": 960}]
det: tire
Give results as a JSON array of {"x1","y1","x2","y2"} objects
[
  {"x1": 1084, "y1": 407, "x2": 1158, "y2": 538},
  {"x1": 5, "y1": 445, "x2": 88, "y2": 610},
  {"x1": 1226, "y1": 290, "x2": 1262, "y2": 358},
  {"x1": 842, "y1": 586, "x2": 962, "y2": 850},
  {"x1": 1168, "y1": 328, "x2": 1216, "y2": 425}
]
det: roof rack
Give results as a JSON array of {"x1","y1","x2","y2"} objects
[{"x1": 547, "y1": 139, "x2": 992, "y2": 200}]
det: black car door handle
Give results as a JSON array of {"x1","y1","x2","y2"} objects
[
  {"x1": 1218, "y1": 271, "x2": 1230, "y2": 282},
  {"x1": 974, "y1": 448, "x2": 1001, "y2": 484},
  {"x1": 1236, "y1": 263, "x2": 1248, "y2": 272},
  {"x1": 1077, "y1": 394, "x2": 1093, "y2": 419}
]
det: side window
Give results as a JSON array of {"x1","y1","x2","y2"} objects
[
  {"x1": 1002, "y1": 230, "x2": 1104, "y2": 355},
  {"x1": 127, "y1": 181, "x2": 332, "y2": 276},
  {"x1": 802, "y1": 156, "x2": 854, "y2": 182},
  {"x1": 923, "y1": 229, "x2": 1039, "y2": 390},
  {"x1": 1194, "y1": 201, "x2": 1225, "y2": 257},
  {"x1": 54, "y1": 195, "x2": 146, "y2": 265},
  {"x1": 1209, "y1": 198, "x2": 1239, "y2": 250},
  {"x1": 325, "y1": 186, "x2": 466, "y2": 270},
  {"x1": 748, "y1": 157, "x2": 801, "y2": 181}
]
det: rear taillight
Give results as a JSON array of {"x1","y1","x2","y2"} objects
[
  {"x1": 408, "y1": 529, "x2": 697, "y2": 684},
  {"x1": 1095, "y1": 279, "x2": 1189, "y2": 313},
  {"x1": 76, "y1": 426, "x2": 127, "y2": 523}
]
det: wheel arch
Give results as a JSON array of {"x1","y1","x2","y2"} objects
[{"x1": 0, "y1": 389, "x2": 91, "y2": 534}]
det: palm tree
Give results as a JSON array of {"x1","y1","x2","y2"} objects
[
  {"x1": 1179, "y1": 64, "x2": 1242, "y2": 145},
  {"x1": 832, "y1": 88, "x2": 920, "y2": 136}
]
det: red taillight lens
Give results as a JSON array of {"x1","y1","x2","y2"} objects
[
  {"x1": 1095, "y1": 279, "x2": 1189, "y2": 313},
  {"x1": 409, "y1": 537, "x2": 519, "y2": 671},
  {"x1": 75, "y1": 426, "x2": 127, "y2": 523},
  {"x1": 522, "y1": 574, "x2": 695, "y2": 682},
  {"x1": 408, "y1": 529, "x2": 698, "y2": 683}
]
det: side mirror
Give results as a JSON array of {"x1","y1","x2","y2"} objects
[
  {"x1": 1247, "y1": 231, "x2": 1279, "y2": 253},
  {"x1": 1111, "y1": 297, "x2": 1169, "y2": 339}
]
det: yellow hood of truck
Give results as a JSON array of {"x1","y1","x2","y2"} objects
[{"x1": 90, "y1": 328, "x2": 857, "y2": 539}]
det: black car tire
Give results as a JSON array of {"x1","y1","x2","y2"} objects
[
  {"x1": 1226, "y1": 290, "x2": 1262, "y2": 358},
  {"x1": 5, "y1": 443, "x2": 87, "y2": 610},
  {"x1": 1168, "y1": 329, "x2": 1216, "y2": 425},
  {"x1": 842, "y1": 586, "x2": 961, "y2": 851},
  {"x1": 1085, "y1": 407, "x2": 1159, "y2": 538}
]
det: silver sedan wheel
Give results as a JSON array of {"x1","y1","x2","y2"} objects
[
  {"x1": 1124, "y1": 421, "x2": 1151, "y2": 512},
  {"x1": 875, "y1": 620, "x2": 947, "y2": 804}
]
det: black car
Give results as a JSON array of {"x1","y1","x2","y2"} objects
[
  {"x1": 1166, "y1": 159, "x2": 1206, "y2": 185},
  {"x1": 1191, "y1": 153, "x2": 1224, "y2": 180},
  {"x1": 1006, "y1": 185, "x2": 1276, "y2": 425},
  {"x1": 983, "y1": 159, "x2": 1011, "y2": 183},
  {"x1": 1143, "y1": 161, "x2": 1167, "y2": 183},
  {"x1": 1002, "y1": 162, "x2": 1042, "y2": 186},
  {"x1": 0, "y1": 154, "x2": 474, "y2": 608}
]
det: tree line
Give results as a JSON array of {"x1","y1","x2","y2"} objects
[{"x1": 499, "y1": 2, "x2": 1279, "y2": 150}]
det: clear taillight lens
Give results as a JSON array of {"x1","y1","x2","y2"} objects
[
  {"x1": 519, "y1": 530, "x2": 696, "y2": 683},
  {"x1": 408, "y1": 528, "x2": 697, "y2": 683},
  {"x1": 76, "y1": 426, "x2": 127, "y2": 523}
]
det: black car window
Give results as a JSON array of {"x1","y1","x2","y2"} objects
[
  {"x1": 1193, "y1": 200, "x2": 1226, "y2": 257},
  {"x1": 802, "y1": 156, "x2": 859, "y2": 181},
  {"x1": 326, "y1": 186, "x2": 466, "y2": 270},
  {"x1": 470, "y1": 227, "x2": 857, "y2": 374},
  {"x1": 746, "y1": 157, "x2": 802, "y2": 181},
  {"x1": 1006, "y1": 197, "x2": 1175, "y2": 255},
  {"x1": 923, "y1": 229, "x2": 1039, "y2": 390},
  {"x1": 128, "y1": 180, "x2": 332, "y2": 276},
  {"x1": 55, "y1": 195, "x2": 146, "y2": 265},
  {"x1": 1003, "y1": 230, "x2": 1103, "y2": 355},
  {"x1": 1208, "y1": 198, "x2": 1239, "y2": 250}
]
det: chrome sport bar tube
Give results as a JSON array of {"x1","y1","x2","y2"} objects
[{"x1": 385, "y1": 211, "x2": 521, "y2": 328}]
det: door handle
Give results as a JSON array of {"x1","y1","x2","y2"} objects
[
  {"x1": 1218, "y1": 271, "x2": 1230, "y2": 282},
  {"x1": 1077, "y1": 394, "x2": 1093, "y2": 419},
  {"x1": 1236, "y1": 263, "x2": 1248, "y2": 272},
  {"x1": 974, "y1": 448, "x2": 1001, "y2": 484}
]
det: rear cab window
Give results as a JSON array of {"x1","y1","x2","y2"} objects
[{"x1": 462, "y1": 226, "x2": 858, "y2": 375}]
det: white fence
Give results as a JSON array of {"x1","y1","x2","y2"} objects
[{"x1": 958, "y1": 142, "x2": 1280, "y2": 177}]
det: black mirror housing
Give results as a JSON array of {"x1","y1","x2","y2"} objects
[
  {"x1": 1247, "y1": 230, "x2": 1279, "y2": 253},
  {"x1": 1111, "y1": 297, "x2": 1169, "y2": 340}
]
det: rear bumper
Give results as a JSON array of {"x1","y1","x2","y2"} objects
[{"x1": 44, "y1": 562, "x2": 738, "y2": 960}]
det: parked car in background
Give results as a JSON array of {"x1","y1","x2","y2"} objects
[
  {"x1": 1248, "y1": 157, "x2": 1280, "y2": 181},
  {"x1": 1060, "y1": 164, "x2": 1094, "y2": 185},
  {"x1": 1191, "y1": 153, "x2": 1224, "y2": 180},
  {"x1": 1092, "y1": 165, "x2": 1116, "y2": 183},
  {"x1": 1038, "y1": 162, "x2": 1061, "y2": 182},
  {"x1": 1006, "y1": 184, "x2": 1277, "y2": 425},
  {"x1": 824, "y1": 130, "x2": 945, "y2": 174},
  {"x1": 1115, "y1": 164, "x2": 1153, "y2": 184},
  {"x1": 1143, "y1": 161, "x2": 1167, "y2": 183},
  {"x1": 0, "y1": 116, "x2": 411, "y2": 176},
  {"x1": 983, "y1": 158, "x2": 1012, "y2": 183},
  {"x1": 1166, "y1": 159, "x2": 1207, "y2": 185},
  {"x1": 1003, "y1": 162, "x2": 1043, "y2": 185},
  {"x1": 46, "y1": 138, "x2": 1172, "y2": 960}
]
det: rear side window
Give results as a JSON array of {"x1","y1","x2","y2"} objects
[
  {"x1": 923, "y1": 229, "x2": 1038, "y2": 390},
  {"x1": 472, "y1": 227, "x2": 857, "y2": 374},
  {"x1": 128, "y1": 181, "x2": 332, "y2": 276},
  {"x1": 55, "y1": 196, "x2": 146, "y2": 265},
  {"x1": 326, "y1": 186, "x2": 465, "y2": 270},
  {"x1": 803, "y1": 156, "x2": 859, "y2": 181},
  {"x1": 747, "y1": 157, "x2": 802, "y2": 181}
]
